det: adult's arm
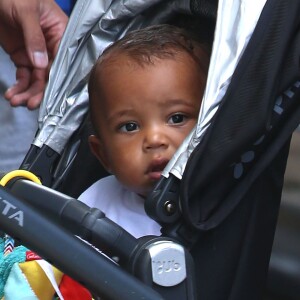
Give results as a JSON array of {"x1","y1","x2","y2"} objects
[{"x1": 0, "y1": 0, "x2": 68, "y2": 109}]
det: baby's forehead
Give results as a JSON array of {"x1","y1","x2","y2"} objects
[
  {"x1": 92, "y1": 50, "x2": 203, "y2": 99},
  {"x1": 96, "y1": 50, "x2": 195, "y2": 74}
]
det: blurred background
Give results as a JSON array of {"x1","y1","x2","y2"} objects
[{"x1": 265, "y1": 129, "x2": 300, "y2": 300}]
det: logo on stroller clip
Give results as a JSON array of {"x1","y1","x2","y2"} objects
[
  {"x1": 154, "y1": 259, "x2": 181, "y2": 274},
  {"x1": 148, "y1": 241, "x2": 186, "y2": 287},
  {"x1": 0, "y1": 198, "x2": 24, "y2": 226}
]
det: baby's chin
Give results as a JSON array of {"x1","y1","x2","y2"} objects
[
  {"x1": 134, "y1": 184, "x2": 156, "y2": 200},
  {"x1": 124, "y1": 178, "x2": 160, "y2": 199}
]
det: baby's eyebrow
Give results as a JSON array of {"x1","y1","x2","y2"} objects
[
  {"x1": 159, "y1": 98, "x2": 198, "y2": 108},
  {"x1": 107, "y1": 108, "x2": 135, "y2": 123}
]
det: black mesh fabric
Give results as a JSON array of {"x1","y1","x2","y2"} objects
[
  {"x1": 180, "y1": 0, "x2": 300, "y2": 299},
  {"x1": 182, "y1": 0, "x2": 300, "y2": 230}
]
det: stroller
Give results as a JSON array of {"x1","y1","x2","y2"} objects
[{"x1": 1, "y1": 0, "x2": 300, "y2": 299}]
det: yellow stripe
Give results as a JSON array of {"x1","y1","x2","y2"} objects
[{"x1": 0, "y1": 170, "x2": 41, "y2": 186}]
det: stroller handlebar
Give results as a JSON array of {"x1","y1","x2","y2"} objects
[
  {"x1": 6, "y1": 178, "x2": 138, "y2": 265},
  {"x1": 0, "y1": 183, "x2": 164, "y2": 300}
]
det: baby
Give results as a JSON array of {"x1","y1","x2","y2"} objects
[{"x1": 79, "y1": 24, "x2": 210, "y2": 238}]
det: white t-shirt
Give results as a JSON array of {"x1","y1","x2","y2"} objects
[{"x1": 78, "y1": 175, "x2": 161, "y2": 238}]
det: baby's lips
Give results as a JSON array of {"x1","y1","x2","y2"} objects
[{"x1": 148, "y1": 158, "x2": 169, "y2": 173}]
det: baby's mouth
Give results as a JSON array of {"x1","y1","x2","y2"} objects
[{"x1": 147, "y1": 159, "x2": 169, "y2": 180}]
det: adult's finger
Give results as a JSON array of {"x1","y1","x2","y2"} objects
[
  {"x1": 5, "y1": 67, "x2": 46, "y2": 109},
  {"x1": 4, "y1": 68, "x2": 31, "y2": 100},
  {"x1": 15, "y1": 3, "x2": 49, "y2": 68}
]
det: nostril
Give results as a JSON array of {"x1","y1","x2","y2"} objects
[{"x1": 145, "y1": 141, "x2": 168, "y2": 150}]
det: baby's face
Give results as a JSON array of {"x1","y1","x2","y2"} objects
[{"x1": 90, "y1": 53, "x2": 205, "y2": 197}]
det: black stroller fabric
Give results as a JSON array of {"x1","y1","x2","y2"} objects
[{"x1": 179, "y1": 1, "x2": 300, "y2": 299}]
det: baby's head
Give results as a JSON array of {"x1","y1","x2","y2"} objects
[{"x1": 88, "y1": 24, "x2": 210, "y2": 197}]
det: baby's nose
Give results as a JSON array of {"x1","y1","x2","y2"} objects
[{"x1": 143, "y1": 128, "x2": 169, "y2": 151}]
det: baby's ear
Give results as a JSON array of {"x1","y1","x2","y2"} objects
[{"x1": 88, "y1": 135, "x2": 111, "y2": 172}]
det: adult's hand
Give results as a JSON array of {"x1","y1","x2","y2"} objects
[{"x1": 0, "y1": 0, "x2": 68, "y2": 109}]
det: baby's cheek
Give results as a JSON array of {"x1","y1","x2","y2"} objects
[
  {"x1": 126, "y1": 172, "x2": 142, "y2": 187},
  {"x1": 115, "y1": 164, "x2": 139, "y2": 185}
]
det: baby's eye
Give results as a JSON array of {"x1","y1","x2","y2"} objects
[
  {"x1": 119, "y1": 122, "x2": 139, "y2": 132},
  {"x1": 168, "y1": 113, "x2": 187, "y2": 124}
]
